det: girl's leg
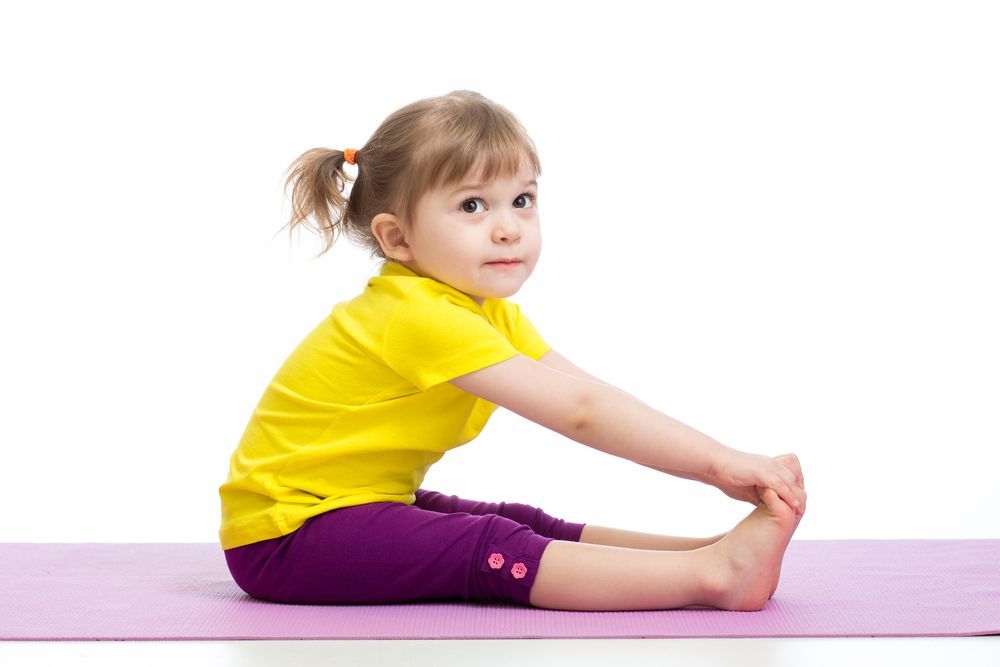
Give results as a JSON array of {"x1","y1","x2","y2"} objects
[
  {"x1": 225, "y1": 500, "x2": 556, "y2": 606},
  {"x1": 578, "y1": 524, "x2": 728, "y2": 551},
  {"x1": 413, "y1": 488, "x2": 586, "y2": 541},
  {"x1": 415, "y1": 489, "x2": 725, "y2": 551},
  {"x1": 576, "y1": 511, "x2": 803, "y2": 601},
  {"x1": 528, "y1": 488, "x2": 797, "y2": 611}
]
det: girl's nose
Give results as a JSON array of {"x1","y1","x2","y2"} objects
[{"x1": 493, "y1": 213, "x2": 522, "y2": 242}]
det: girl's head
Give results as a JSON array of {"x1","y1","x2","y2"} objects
[{"x1": 281, "y1": 90, "x2": 542, "y2": 305}]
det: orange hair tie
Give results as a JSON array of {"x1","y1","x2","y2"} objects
[{"x1": 343, "y1": 148, "x2": 357, "y2": 165}]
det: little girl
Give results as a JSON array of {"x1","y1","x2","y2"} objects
[{"x1": 218, "y1": 89, "x2": 807, "y2": 612}]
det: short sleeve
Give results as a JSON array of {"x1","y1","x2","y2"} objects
[
  {"x1": 382, "y1": 284, "x2": 522, "y2": 392},
  {"x1": 506, "y1": 300, "x2": 551, "y2": 360}
]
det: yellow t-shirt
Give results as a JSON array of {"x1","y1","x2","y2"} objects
[{"x1": 217, "y1": 260, "x2": 551, "y2": 550}]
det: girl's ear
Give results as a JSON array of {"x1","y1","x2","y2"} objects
[{"x1": 371, "y1": 213, "x2": 413, "y2": 261}]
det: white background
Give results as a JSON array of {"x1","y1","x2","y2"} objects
[{"x1": 2, "y1": 0, "x2": 997, "y2": 545}]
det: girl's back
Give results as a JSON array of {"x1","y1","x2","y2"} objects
[{"x1": 218, "y1": 259, "x2": 550, "y2": 551}]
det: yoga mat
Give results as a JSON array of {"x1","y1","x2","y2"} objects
[{"x1": 1, "y1": 540, "x2": 997, "y2": 640}]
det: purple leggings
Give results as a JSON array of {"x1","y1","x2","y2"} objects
[{"x1": 223, "y1": 488, "x2": 587, "y2": 607}]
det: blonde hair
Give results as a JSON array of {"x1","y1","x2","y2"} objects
[{"x1": 280, "y1": 90, "x2": 543, "y2": 261}]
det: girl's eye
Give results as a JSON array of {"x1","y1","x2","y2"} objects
[{"x1": 460, "y1": 192, "x2": 537, "y2": 214}]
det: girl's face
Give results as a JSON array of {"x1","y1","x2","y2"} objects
[{"x1": 386, "y1": 160, "x2": 541, "y2": 306}]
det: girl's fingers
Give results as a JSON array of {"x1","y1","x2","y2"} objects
[
  {"x1": 774, "y1": 480, "x2": 800, "y2": 510},
  {"x1": 779, "y1": 468, "x2": 800, "y2": 498},
  {"x1": 785, "y1": 486, "x2": 800, "y2": 510},
  {"x1": 770, "y1": 454, "x2": 807, "y2": 514},
  {"x1": 783, "y1": 468, "x2": 806, "y2": 504},
  {"x1": 778, "y1": 454, "x2": 804, "y2": 488},
  {"x1": 791, "y1": 461, "x2": 804, "y2": 489},
  {"x1": 787, "y1": 486, "x2": 807, "y2": 516},
  {"x1": 793, "y1": 465, "x2": 804, "y2": 489}
]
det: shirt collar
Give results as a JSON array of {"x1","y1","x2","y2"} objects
[
  {"x1": 379, "y1": 260, "x2": 420, "y2": 278},
  {"x1": 377, "y1": 261, "x2": 490, "y2": 311}
]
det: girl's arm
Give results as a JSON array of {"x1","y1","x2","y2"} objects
[
  {"x1": 538, "y1": 348, "x2": 632, "y2": 396},
  {"x1": 574, "y1": 382, "x2": 733, "y2": 476},
  {"x1": 450, "y1": 351, "x2": 734, "y2": 477},
  {"x1": 538, "y1": 348, "x2": 726, "y2": 480},
  {"x1": 536, "y1": 348, "x2": 804, "y2": 510},
  {"x1": 638, "y1": 463, "x2": 707, "y2": 483}
]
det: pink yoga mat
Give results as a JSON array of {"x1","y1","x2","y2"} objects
[{"x1": 1, "y1": 540, "x2": 997, "y2": 640}]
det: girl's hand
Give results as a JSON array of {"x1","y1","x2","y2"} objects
[{"x1": 708, "y1": 451, "x2": 806, "y2": 515}]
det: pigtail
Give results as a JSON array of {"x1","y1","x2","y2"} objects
[{"x1": 279, "y1": 147, "x2": 357, "y2": 259}]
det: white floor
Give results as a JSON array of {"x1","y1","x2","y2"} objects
[{"x1": 1, "y1": 637, "x2": 998, "y2": 666}]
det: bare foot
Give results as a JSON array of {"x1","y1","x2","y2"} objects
[
  {"x1": 703, "y1": 488, "x2": 797, "y2": 611},
  {"x1": 768, "y1": 509, "x2": 803, "y2": 599}
]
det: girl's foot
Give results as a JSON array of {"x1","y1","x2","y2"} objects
[
  {"x1": 768, "y1": 509, "x2": 803, "y2": 599},
  {"x1": 703, "y1": 488, "x2": 797, "y2": 611}
]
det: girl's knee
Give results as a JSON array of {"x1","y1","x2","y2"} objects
[
  {"x1": 469, "y1": 516, "x2": 554, "y2": 606},
  {"x1": 495, "y1": 501, "x2": 543, "y2": 526}
]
